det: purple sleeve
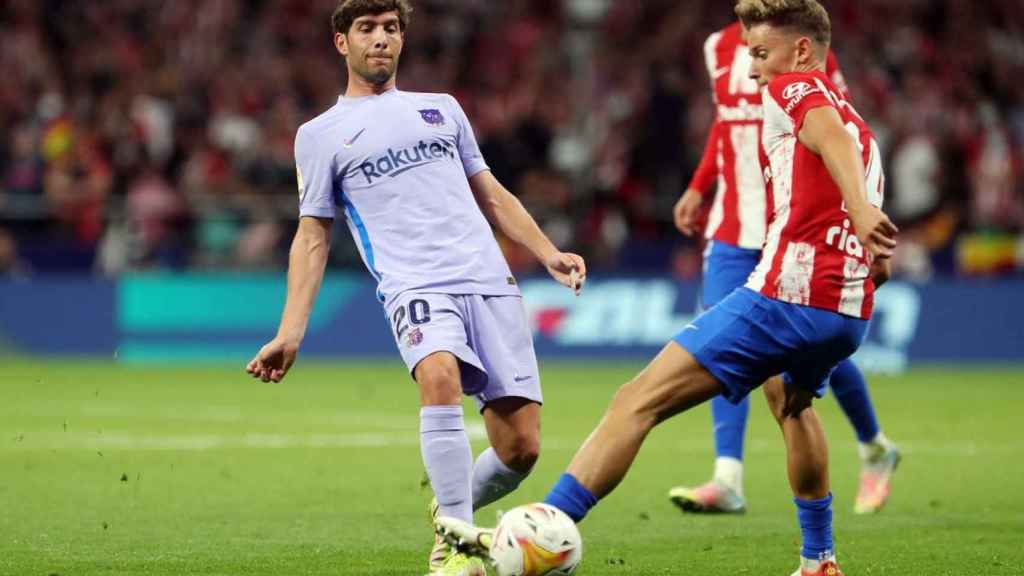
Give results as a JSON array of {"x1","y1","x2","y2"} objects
[
  {"x1": 447, "y1": 95, "x2": 490, "y2": 179},
  {"x1": 295, "y1": 125, "x2": 337, "y2": 219}
]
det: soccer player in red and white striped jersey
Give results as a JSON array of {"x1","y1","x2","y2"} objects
[
  {"x1": 436, "y1": 2, "x2": 898, "y2": 574},
  {"x1": 676, "y1": 21, "x2": 847, "y2": 249},
  {"x1": 749, "y1": 72, "x2": 886, "y2": 317},
  {"x1": 668, "y1": 13, "x2": 900, "y2": 519}
]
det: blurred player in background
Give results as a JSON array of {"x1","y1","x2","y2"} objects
[
  {"x1": 438, "y1": 1, "x2": 896, "y2": 573},
  {"x1": 245, "y1": 1, "x2": 585, "y2": 574},
  {"x1": 668, "y1": 4, "x2": 900, "y2": 516}
]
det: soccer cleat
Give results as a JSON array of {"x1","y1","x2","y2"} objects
[
  {"x1": 435, "y1": 515, "x2": 494, "y2": 559},
  {"x1": 668, "y1": 481, "x2": 746, "y2": 514},
  {"x1": 428, "y1": 500, "x2": 488, "y2": 575},
  {"x1": 430, "y1": 553, "x2": 487, "y2": 576},
  {"x1": 790, "y1": 559, "x2": 844, "y2": 576},
  {"x1": 429, "y1": 531, "x2": 455, "y2": 572},
  {"x1": 854, "y1": 444, "x2": 901, "y2": 514},
  {"x1": 427, "y1": 498, "x2": 458, "y2": 571}
]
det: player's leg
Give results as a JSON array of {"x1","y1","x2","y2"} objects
[
  {"x1": 390, "y1": 293, "x2": 488, "y2": 575},
  {"x1": 828, "y1": 359, "x2": 878, "y2": 444},
  {"x1": 827, "y1": 359, "x2": 901, "y2": 514},
  {"x1": 464, "y1": 295, "x2": 544, "y2": 512},
  {"x1": 473, "y1": 398, "x2": 540, "y2": 510},
  {"x1": 669, "y1": 241, "x2": 760, "y2": 514},
  {"x1": 761, "y1": 305, "x2": 867, "y2": 576},
  {"x1": 764, "y1": 376, "x2": 830, "y2": 499},
  {"x1": 710, "y1": 394, "x2": 749, "y2": 484},
  {"x1": 545, "y1": 342, "x2": 723, "y2": 521},
  {"x1": 391, "y1": 293, "x2": 484, "y2": 524},
  {"x1": 550, "y1": 286, "x2": 783, "y2": 519},
  {"x1": 416, "y1": 351, "x2": 488, "y2": 576},
  {"x1": 416, "y1": 351, "x2": 475, "y2": 523},
  {"x1": 764, "y1": 376, "x2": 839, "y2": 576}
]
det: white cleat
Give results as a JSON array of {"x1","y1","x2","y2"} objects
[
  {"x1": 427, "y1": 501, "x2": 487, "y2": 575},
  {"x1": 435, "y1": 515, "x2": 495, "y2": 559},
  {"x1": 855, "y1": 444, "x2": 901, "y2": 514}
]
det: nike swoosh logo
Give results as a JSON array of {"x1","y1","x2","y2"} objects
[
  {"x1": 343, "y1": 128, "x2": 367, "y2": 148},
  {"x1": 514, "y1": 375, "x2": 533, "y2": 383},
  {"x1": 683, "y1": 325, "x2": 699, "y2": 332},
  {"x1": 712, "y1": 66, "x2": 730, "y2": 80}
]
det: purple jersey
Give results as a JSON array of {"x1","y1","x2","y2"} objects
[{"x1": 295, "y1": 89, "x2": 520, "y2": 304}]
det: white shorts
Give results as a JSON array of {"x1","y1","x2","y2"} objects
[{"x1": 385, "y1": 292, "x2": 542, "y2": 410}]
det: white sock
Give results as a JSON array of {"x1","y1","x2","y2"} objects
[
  {"x1": 800, "y1": 553, "x2": 837, "y2": 571},
  {"x1": 713, "y1": 456, "x2": 744, "y2": 497},
  {"x1": 420, "y1": 405, "x2": 474, "y2": 523},
  {"x1": 471, "y1": 447, "x2": 530, "y2": 510},
  {"x1": 858, "y1": 431, "x2": 895, "y2": 462}
]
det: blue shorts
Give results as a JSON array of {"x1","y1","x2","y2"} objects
[
  {"x1": 675, "y1": 287, "x2": 868, "y2": 404},
  {"x1": 701, "y1": 241, "x2": 761, "y2": 309}
]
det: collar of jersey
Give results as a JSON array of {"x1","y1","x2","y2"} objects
[{"x1": 338, "y1": 87, "x2": 399, "y2": 104}]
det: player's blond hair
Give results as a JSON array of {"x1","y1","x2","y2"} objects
[{"x1": 735, "y1": 0, "x2": 831, "y2": 47}]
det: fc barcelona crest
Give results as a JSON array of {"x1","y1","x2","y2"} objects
[{"x1": 418, "y1": 109, "x2": 446, "y2": 126}]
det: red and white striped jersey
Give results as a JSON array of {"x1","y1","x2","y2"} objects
[
  {"x1": 689, "y1": 22, "x2": 848, "y2": 250},
  {"x1": 746, "y1": 71, "x2": 885, "y2": 320}
]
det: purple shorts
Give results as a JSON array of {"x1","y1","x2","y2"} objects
[{"x1": 385, "y1": 292, "x2": 542, "y2": 410}]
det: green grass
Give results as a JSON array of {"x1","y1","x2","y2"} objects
[{"x1": 2, "y1": 358, "x2": 1023, "y2": 575}]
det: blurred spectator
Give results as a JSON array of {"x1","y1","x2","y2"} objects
[
  {"x1": 0, "y1": 229, "x2": 28, "y2": 277},
  {"x1": 0, "y1": 0, "x2": 1022, "y2": 277}
]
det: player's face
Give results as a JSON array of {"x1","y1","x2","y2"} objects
[
  {"x1": 337, "y1": 12, "x2": 404, "y2": 86},
  {"x1": 746, "y1": 23, "x2": 801, "y2": 88}
]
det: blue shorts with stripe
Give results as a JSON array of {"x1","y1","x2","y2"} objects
[{"x1": 675, "y1": 287, "x2": 869, "y2": 404}]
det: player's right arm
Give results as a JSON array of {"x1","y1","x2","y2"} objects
[
  {"x1": 247, "y1": 125, "x2": 336, "y2": 383},
  {"x1": 247, "y1": 216, "x2": 332, "y2": 383},
  {"x1": 676, "y1": 31, "x2": 724, "y2": 237},
  {"x1": 675, "y1": 120, "x2": 720, "y2": 236}
]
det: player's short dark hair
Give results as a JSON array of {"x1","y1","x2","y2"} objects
[
  {"x1": 332, "y1": 0, "x2": 413, "y2": 35},
  {"x1": 735, "y1": 0, "x2": 831, "y2": 48}
]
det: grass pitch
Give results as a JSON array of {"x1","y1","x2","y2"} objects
[{"x1": 2, "y1": 358, "x2": 1023, "y2": 575}]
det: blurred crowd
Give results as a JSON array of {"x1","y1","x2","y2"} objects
[{"x1": 1, "y1": 0, "x2": 1023, "y2": 279}]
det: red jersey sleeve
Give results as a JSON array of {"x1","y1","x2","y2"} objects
[
  {"x1": 766, "y1": 75, "x2": 835, "y2": 135},
  {"x1": 688, "y1": 120, "x2": 720, "y2": 194}
]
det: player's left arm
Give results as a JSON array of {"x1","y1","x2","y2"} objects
[
  {"x1": 469, "y1": 171, "x2": 586, "y2": 294},
  {"x1": 448, "y1": 93, "x2": 585, "y2": 293},
  {"x1": 798, "y1": 106, "x2": 898, "y2": 260}
]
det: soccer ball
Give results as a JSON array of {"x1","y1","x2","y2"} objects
[{"x1": 489, "y1": 503, "x2": 582, "y2": 576}]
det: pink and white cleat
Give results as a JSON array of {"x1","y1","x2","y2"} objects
[
  {"x1": 668, "y1": 480, "x2": 746, "y2": 514},
  {"x1": 855, "y1": 444, "x2": 901, "y2": 514}
]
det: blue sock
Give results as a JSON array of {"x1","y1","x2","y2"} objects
[
  {"x1": 795, "y1": 494, "x2": 834, "y2": 560},
  {"x1": 829, "y1": 359, "x2": 880, "y2": 443},
  {"x1": 544, "y1": 473, "x2": 598, "y2": 523},
  {"x1": 711, "y1": 394, "x2": 749, "y2": 460}
]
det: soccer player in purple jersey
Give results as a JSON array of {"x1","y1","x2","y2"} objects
[{"x1": 245, "y1": 2, "x2": 585, "y2": 574}]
